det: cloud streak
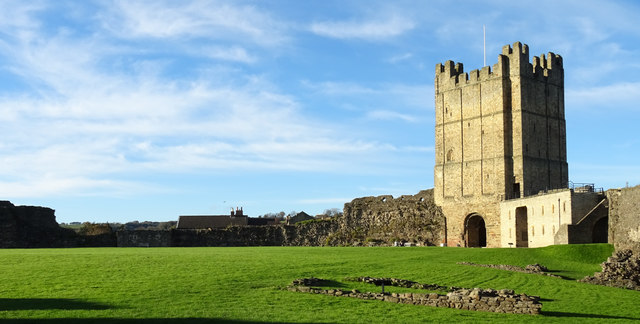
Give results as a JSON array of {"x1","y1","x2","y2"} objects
[
  {"x1": 566, "y1": 82, "x2": 640, "y2": 111},
  {"x1": 102, "y1": 0, "x2": 288, "y2": 47},
  {"x1": 310, "y1": 15, "x2": 414, "y2": 40}
]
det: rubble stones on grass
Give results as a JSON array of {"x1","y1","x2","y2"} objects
[
  {"x1": 458, "y1": 262, "x2": 560, "y2": 278},
  {"x1": 580, "y1": 249, "x2": 640, "y2": 291},
  {"x1": 288, "y1": 277, "x2": 542, "y2": 315},
  {"x1": 291, "y1": 277, "x2": 329, "y2": 287},
  {"x1": 347, "y1": 276, "x2": 448, "y2": 291}
]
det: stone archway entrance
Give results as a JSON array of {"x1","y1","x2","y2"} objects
[
  {"x1": 592, "y1": 216, "x2": 608, "y2": 243},
  {"x1": 465, "y1": 214, "x2": 486, "y2": 247},
  {"x1": 515, "y1": 207, "x2": 529, "y2": 247}
]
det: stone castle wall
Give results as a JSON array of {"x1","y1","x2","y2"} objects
[
  {"x1": 117, "y1": 190, "x2": 444, "y2": 247},
  {"x1": 117, "y1": 221, "x2": 339, "y2": 247},
  {"x1": 0, "y1": 201, "x2": 77, "y2": 248},
  {"x1": 340, "y1": 189, "x2": 445, "y2": 246},
  {"x1": 608, "y1": 185, "x2": 640, "y2": 252}
]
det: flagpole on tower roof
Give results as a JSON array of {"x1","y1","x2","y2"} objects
[{"x1": 483, "y1": 25, "x2": 486, "y2": 67}]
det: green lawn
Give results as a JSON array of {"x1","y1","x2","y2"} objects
[{"x1": 0, "y1": 244, "x2": 637, "y2": 323}]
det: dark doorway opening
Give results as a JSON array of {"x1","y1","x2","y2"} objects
[
  {"x1": 515, "y1": 207, "x2": 528, "y2": 247},
  {"x1": 465, "y1": 214, "x2": 487, "y2": 247},
  {"x1": 592, "y1": 217, "x2": 608, "y2": 243}
]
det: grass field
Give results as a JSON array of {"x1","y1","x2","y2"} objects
[{"x1": 0, "y1": 244, "x2": 638, "y2": 323}]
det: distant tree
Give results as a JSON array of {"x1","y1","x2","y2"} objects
[
  {"x1": 322, "y1": 208, "x2": 343, "y2": 218},
  {"x1": 257, "y1": 211, "x2": 287, "y2": 220},
  {"x1": 78, "y1": 222, "x2": 113, "y2": 236}
]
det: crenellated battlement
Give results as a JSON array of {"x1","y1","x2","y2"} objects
[
  {"x1": 436, "y1": 42, "x2": 563, "y2": 91},
  {"x1": 435, "y1": 58, "x2": 506, "y2": 90}
]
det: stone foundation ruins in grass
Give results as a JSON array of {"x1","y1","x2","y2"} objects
[{"x1": 288, "y1": 277, "x2": 541, "y2": 315}]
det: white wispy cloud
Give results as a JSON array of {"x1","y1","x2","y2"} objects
[
  {"x1": 566, "y1": 82, "x2": 640, "y2": 110},
  {"x1": 366, "y1": 110, "x2": 417, "y2": 123},
  {"x1": 310, "y1": 14, "x2": 414, "y2": 40},
  {"x1": 203, "y1": 46, "x2": 257, "y2": 63},
  {"x1": 102, "y1": 0, "x2": 288, "y2": 47},
  {"x1": 302, "y1": 80, "x2": 432, "y2": 124},
  {"x1": 387, "y1": 52, "x2": 413, "y2": 64}
]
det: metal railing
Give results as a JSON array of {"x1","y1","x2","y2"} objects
[
  {"x1": 501, "y1": 181, "x2": 603, "y2": 201},
  {"x1": 568, "y1": 181, "x2": 604, "y2": 193}
]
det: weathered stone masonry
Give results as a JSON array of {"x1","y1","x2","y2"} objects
[
  {"x1": 288, "y1": 277, "x2": 542, "y2": 315},
  {"x1": 340, "y1": 189, "x2": 445, "y2": 246},
  {"x1": 607, "y1": 185, "x2": 640, "y2": 252},
  {"x1": 0, "y1": 201, "x2": 77, "y2": 248}
]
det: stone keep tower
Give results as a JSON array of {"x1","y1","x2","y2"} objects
[{"x1": 434, "y1": 42, "x2": 568, "y2": 247}]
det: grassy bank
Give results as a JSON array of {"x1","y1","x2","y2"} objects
[{"x1": 0, "y1": 244, "x2": 637, "y2": 323}]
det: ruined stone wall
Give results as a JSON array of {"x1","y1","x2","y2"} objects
[
  {"x1": 171, "y1": 226, "x2": 286, "y2": 247},
  {"x1": 117, "y1": 230, "x2": 171, "y2": 247},
  {"x1": 117, "y1": 220, "x2": 339, "y2": 247},
  {"x1": 340, "y1": 189, "x2": 445, "y2": 246},
  {"x1": 282, "y1": 220, "x2": 338, "y2": 246},
  {"x1": 289, "y1": 277, "x2": 542, "y2": 315},
  {"x1": 0, "y1": 201, "x2": 77, "y2": 248},
  {"x1": 116, "y1": 190, "x2": 442, "y2": 248},
  {"x1": 608, "y1": 185, "x2": 640, "y2": 252}
]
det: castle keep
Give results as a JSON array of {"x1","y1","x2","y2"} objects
[{"x1": 434, "y1": 42, "x2": 592, "y2": 248}]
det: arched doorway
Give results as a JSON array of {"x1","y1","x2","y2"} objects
[
  {"x1": 592, "y1": 216, "x2": 608, "y2": 243},
  {"x1": 465, "y1": 214, "x2": 486, "y2": 247}
]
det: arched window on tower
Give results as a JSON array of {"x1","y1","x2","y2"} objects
[{"x1": 446, "y1": 148, "x2": 454, "y2": 162}]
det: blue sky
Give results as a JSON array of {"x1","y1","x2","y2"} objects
[{"x1": 1, "y1": 0, "x2": 639, "y2": 223}]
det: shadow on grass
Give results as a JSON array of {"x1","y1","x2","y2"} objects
[
  {"x1": 0, "y1": 319, "x2": 284, "y2": 324},
  {"x1": 0, "y1": 299, "x2": 111, "y2": 311},
  {"x1": 312, "y1": 279, "x2": 347, "y2": 288},
  {"x1": 543, "y1": 311, "x2": 640, "y2": 320},
  {"x1": 544, "y1": 270, "x2": 577, "y2": 280}
]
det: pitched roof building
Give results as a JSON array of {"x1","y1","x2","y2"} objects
[{"x1": 177, "y1": 207, "x2": 248, "y2": 229}]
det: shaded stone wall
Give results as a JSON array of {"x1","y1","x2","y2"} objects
[
  {"x1": 340, "y1": 189, "x2": 445, "y2": 246},
  {"x1": 117, "y1": 221, "x2": 339, "y2": 247},
  {"x1": 117, "y1": 230, "x2": 171, "y2": 247},
  {"x1": 607, "y1": 185, "x2": 640, "y2": 252},
  {"x1": 0, "y1": 201, "x2": 77, "y2": 248},
  {"x1": 172, "y1": 226, "x2": 286, "y2": 247}
]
